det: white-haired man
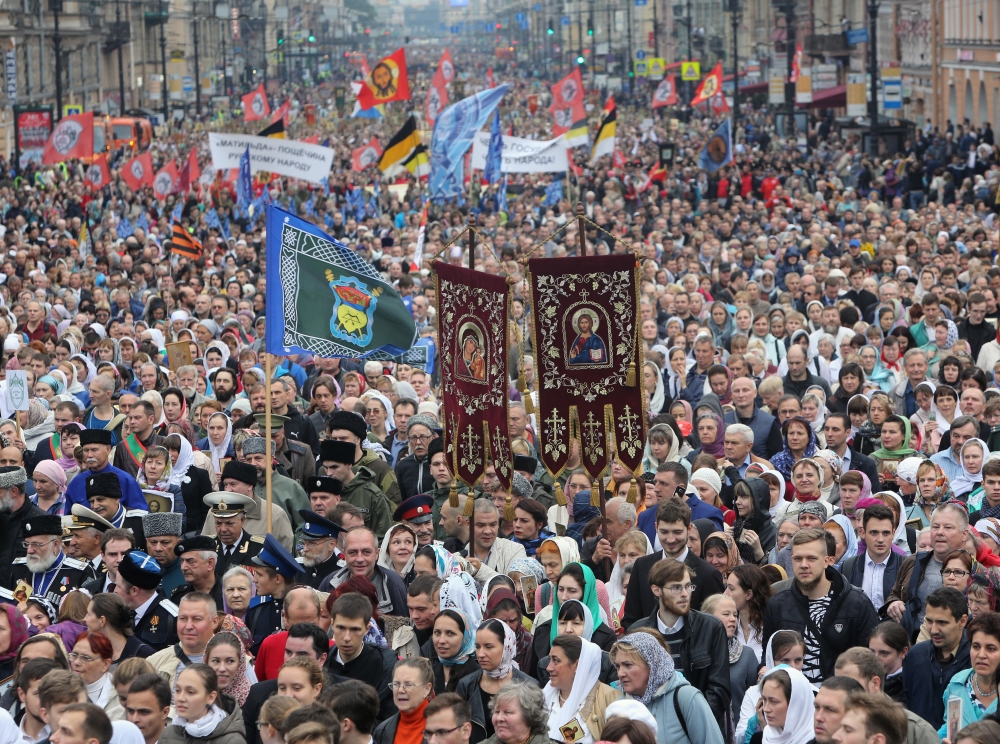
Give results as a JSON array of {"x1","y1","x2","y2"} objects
[{"x1": 7, "y1": 511, "x2": 90, "y2": 603}]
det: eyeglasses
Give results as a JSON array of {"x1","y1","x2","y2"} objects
[
  {"x1": 410, "y1": 435, "x2": 432, "y2": 442},
  {"x1": 68, "y1": 652, "x2": 99, "y2": 663},
  {"x1": 942, "y1": 569, "x2": 969, "y2": 578},
  {"x1": 423, "y1": 728, "x2": 460, "y2": 741},
  {"x1": 23, "y1": 539, "x2": 58, "y2": 550},
  {"x1": 388, "y1": 681, "x2": 425, "y2": 691},
  {"x1": 664, "y1": 583, "x2": 695, "y2": 594}
]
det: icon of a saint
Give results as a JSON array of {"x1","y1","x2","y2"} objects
[
  {"x1": 461, "y1": 328, "x2": 486, "y2": 380},
  {"x1": 568, "y1": 310, "x2": 608, "y2": 365}
]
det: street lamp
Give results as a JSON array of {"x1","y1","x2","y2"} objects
[
  {"x1": 867, "y1": 0, "x2": 880, "y2": 155},
  {"x1": 729, "y1": 0, "x2": 741, "y2": 120}
]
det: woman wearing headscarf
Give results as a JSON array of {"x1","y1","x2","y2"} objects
[
  {"x1": 687, "y1": 413, "x2": 726, "y2": 464},
  {"x1": 641, "y1": 423, "x2": 681, "y2": 476},
  {"x1": 486, "y1": 588, "x2": 535, "y2": 678},
  {"x1": 824, "y1": 515, "x2": 860, "y2": 570},
  {"x1": 871, "y1": 414, "x2": 919, "y2": 490},
  {"x1": 22, "y1": 398, "x2": 55, "y2": 450},
  {"x1": 198, "y1": 411, "x2": 233, "y2": 473},
  {"x1": 431, "y1": 609, "x2": 481, "y2": 693},
  {"x1": 708, "y1": 302, "x2": 735, "y2": 351},
  {"x1": 702, "y1": 531, "x2": 742, "y2": 581},
  {"x1": 535, "y1": 600, "x2": 618, "y2": 686},
  {"x1": 379, "y1": 523, "x2": 418, "y2": 585},
  {"x1": 758, "y1": 665, "x2": 816, "y2": 744},
  {"x1": 813, "y1": 449, "x2": 843, "y2": 504},
  {"x1": 533, "y1": 537, "x2": 582, "y2": 615},
  {"x1": 534, "y1": 563, "x2": 615, "y2": 660},
  {"x1": 733, "y1": 478, "x2": 778, "y2": 563},
  {"x1": 770, "y1": 417, "x2": 819, "y2": 481},
  {"x1": 163, "y1": 433, "x2": 213, "y2": 532},
  {"x1": 664, "y1": 347, "x2": 689, "y2": 406},
  {"x1": 440, "y1": 573, "x2": 484, "y2": 629},
  {"x1": 922, "y1": 318, "x2": 973, "y2": 378},
  {"x1": 952, "y1": 438, "x2": 988, "y2": 502},
  {"x1": 543, "y1": 635, "x2": 620, "y2": 744},
  {"x1": 859, "y1": 345, "x2": 895, "y2": 393},
  {"x1": 644, "y1": 361, "x2": 666, "y2": 416},
  {"x1": 0, "y1": 603, "x2": 29, "y2": 681},
  {"x1": 364, "y1": 391, "x2": 396, "y2": 442},
  {"x1": 456, "y1": 618, "x2": 536, "y2": 744},
  {"x1": 205, "y1": 631, "x2": 252, "y2": 707},
  {"x1": 612, "y1": 629, "x2": 723, "y2": 744}
]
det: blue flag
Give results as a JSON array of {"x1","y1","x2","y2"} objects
[
  {"x1": 303, "y1": 194, "x2": 316, "y2": 216},
  {"x1": 237, "y1": 145, "x2": 253, "y2": 207},
  {"x1": 118, "y1": 216, "x2": 134, "y2": 239},
  {"x1": 430, "y1": 84, "x2": 509, "y2": 201},
  {"x1": 171, "y1": 201, "x2": 183, "y2": 222},
  {"x1": 205, "y1": 208, "x2": 222, "y2": 230},
  {"x1": 220, "y1": 218, "x2": 231, "y2": 241},
  {"x1": 348, "y1": 187, "x2": 366, "y2": 221},
  {"x1": 543, "y1": 179, "x2": 563, "y2": 206},
  {"x1": 697, "y1": 118, "x2": 733, "y2": 175},
  {"x1": 484, "y1": 111, "x2": 503, "y2": 185},
  {"x1": 135, "y1": 212, "x2": 149, "y2": 234}
]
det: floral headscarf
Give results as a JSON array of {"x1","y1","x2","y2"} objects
[
  {"x1": 506, "y1": 557, "x2": 547, "y2": 583},
  {"x1": 771, "y1": 417, "x2": 818, "y2": 480},
  {"x1": 813, "y1": 449, "x2": 843, "y2": 482},
  {"x1": 616, "y1": 630, "x2": 676, "y2": 705},
  {"x1": 0, "y1": 603, "x2": 29, "y2": 663},
  {"x1": 703, "y1": 531, "x2": 742, "y2": 578},
  {"x1": 440, "y1": 573, "x2": 483, "y2": 629},
  {"x1": 916, "y1": 461, "x2": 953, "y2": 508},
  {"x1": 942, "y1": 319, "x2": 960, "y2": 350},
  {"x1": 482, "y1": 618, "x2": 520, "y2": 680},
  {"x1": 428, "y1": 545, "x2": 463, "y2": 579},
  {"x1": 210, "y1": 628, "x2": 252, "y2": 706},
  {"x1": 437, "y1": 609, "x2": 476, "y2": 666}
]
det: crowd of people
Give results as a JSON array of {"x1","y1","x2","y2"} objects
[{"x1": 4, "y1": 40, "x2": 1000, "y2": 744}]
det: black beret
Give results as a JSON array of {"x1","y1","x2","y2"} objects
[
  {"x1": 79, "y1": 429, "x2": 113, "y2": 446},
  {"x1": 320, "y1": 439, "x2": 356, "y2": 465},
  {"x1": 325, "y1": 411, "x2": 367, "y2": 441},
  {"x1": 175, "y1": 535, "x2": 218, "y2": 556},
  {"x1": 220, "y1": 460, "x2": 258, "y2": 487},
  {"x1": 86, "y1": 472, "x2": 122, "y2": 501},
  {"x1": 306, "y1": 476, "x2": 342, "y2": 495}
]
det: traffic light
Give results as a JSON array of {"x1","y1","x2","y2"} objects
[
  {"x1": 365, "y1": 27, "x2": 370, "y2": 34},
  {"x1": 307, "y1": 32, "x2": 315, "y2": 42},
  {"x1": 576, "y1": 55, "x2": 584, "y2": 64},
  {"x1": 587, "y1": 16, "x2": 593, "y2": 34},
  {"x1": 547, "y1": 18, "x2": 554, "y2": 34},
  {"x1": 496, "y1": 22, "x2": 501, "y2": 29},
  {"x1": 277, "y1": 33, "x2": 284, "y2": 45}
]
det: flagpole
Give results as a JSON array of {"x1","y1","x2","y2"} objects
[
  {"x1": 577, "y1": 202, "x2": 587, "y2": 256},
  {"x1": 264, "y1": 353, "x2": 273, "y2": 534},
  {"x1": 468, "y1": 213, "x2": 476, "y2": 270}
]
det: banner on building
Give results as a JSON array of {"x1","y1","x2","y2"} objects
[
  {"x1": 208, "y1": 132, "x2": 335, "y2": 184},
  {"x1": 436, "y1": 262, "x2": 514, "y2": 491},
  {"x1": 769, "y1": 71, "x2": 785, "y2": 105},
  {"x1": 470, "y1": 132, "x2": 569, "y2": 173},
  {"x1": 847, "y1": 73, "x2": 867, "y2": 116}
]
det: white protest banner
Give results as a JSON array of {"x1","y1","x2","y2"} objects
[
  {"x1": 208, "y1": 132, "x2": 334, "y2": 184},
  {"x1": 6, "y1": 370, "x2": 28, "y2": 411},
  {"x1": 471, "y1": 132, "x2": 569, "y2": 173}
]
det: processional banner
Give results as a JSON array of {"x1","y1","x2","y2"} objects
[
  {"x1": 529, "y1": 254, "x2": 646, "y2": 482},
  {"x1": 436, "y1": 262, "x2": 514, "y2": 491}
]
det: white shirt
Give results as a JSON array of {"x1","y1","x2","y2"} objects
[
  {"x1": 17, "y1": 715, "x2": 48, "y2": 744},
  {"x1": 863, "y1": 552, "x2": 891, "y2": 609},
  {"x1": 133, "y1": 592, "x2": 159, "y2": 626},
  {"x1": 656, "y1": 612, "x2": 685, "y2": 635}
]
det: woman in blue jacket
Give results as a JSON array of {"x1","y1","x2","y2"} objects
[{"x1": 939, "y1": 613, "x2": 1000, "y2": 737}]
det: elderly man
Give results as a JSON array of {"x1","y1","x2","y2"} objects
[
  {"x1": 6, "y1": 513, "x2": 90, "y2": 604},
  {"x1": 65, "y1": 429, "x2": 147, "y2": 511},
  {"x1": 204, "y1": 491, "x2": 263, "y2": 576},
  {"x1": 64, "y1": 504, "x2": 112, "y2": 575},
  {"x1": 724, "y1": 377, "x2": 783, "y2": 459},
  {"x1": 116, "y1": 548, "x2": 179, "y2": 651},
  {"x1": 681, "y1": 334, "x2": 716, "y2": 407},
  {"x1": 931, "y1": 415, "x2": 981, "y2": 482},
  {"x1": 85, "y1": 472, "x2": 147, "y2": 546},
  {"x1": 583, "y1": 496, "x2": 637, "y2": 582},
  {"x1": 320, "y1": 527, "x2": 409, "y2": 617},
  {"x1": 142, "y1": 511, "x2": 185, "y2": 597},
  {"x1": 320, "y1": 440, "x2": 392, "y2": 541},
  {"x1": 889, "y1": 349, "x2": 930, "y2": 418},
  {"x1": 202, "y1": 460, "x2": 294, "y2": 551},
  {"x1": 0, "y1": 465, "x2": 45, "y2": 588},
  {"x1": 323, "y1": 411, "x2": 400, "y2": 504},
  {"x1": 297, "y1": 509, "x2": 344, "y2": 587},
  {"x1": 394, "y1": 413, "x2": 437, "y2": 500},
  {"x1": 114, "y1": 404, "x2": 162, "y2": 478}
]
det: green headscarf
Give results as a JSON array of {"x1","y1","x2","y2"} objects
[
  {"x1": 550, "y1": 562, "x2": 604, "y2": 642},
  {"x1": 872, "y1": 414, "x2": 918, "y2": 461}
]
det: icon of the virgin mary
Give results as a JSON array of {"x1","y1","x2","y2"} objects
[{"x1": 568, "y1": 309, "x2": 608, "y2": 366}]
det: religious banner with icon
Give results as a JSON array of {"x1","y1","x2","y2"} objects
[
  {"x1": 528, "y1": 254, "x2": 646, "y2": 483},
  {"x1": 436, "y1": 262, "x2": 514, "y2": 492}
]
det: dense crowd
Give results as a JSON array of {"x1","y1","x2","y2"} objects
[{"x1": 5, "y1": 44, "x2": 1000, "y2": 744}]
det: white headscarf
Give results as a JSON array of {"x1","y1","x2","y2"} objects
[
  {"x1": 377, "y1": 523, "x2": 417, "y2": 577},
  {"x1": 952, "y1": 438, "x2": 987, "y2": 498},
  {"x1": 439, "y1": 573, "x2": 483, "y2": 629},
  {"x1": 168, "y1": 435, "x2": 195, "y2": 487},
  {"x1": 646, "y1": 360, "x2": 665, "y2": 415},
  {"x1": 207, "y1": 412, "x2": 233, "y2": 473},
  {"x1": 366, "y1": 391, "x2": 395, "y2": 431},
  {"x1": 543, "y1": 638, "x2": 603, "y2": 741},
  {"x1": 760, "y1": 666, "x2": 816, "y2": 744},
  {"x1": 608, "y1": 532, "x2": 653, "y2": 606}
]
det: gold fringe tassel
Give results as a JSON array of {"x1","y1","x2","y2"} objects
[
  {"x1": 554, "y1": 482, "x2": 567, "y2": 507},
  {"x1": 523, "y1": 389, "x2": 535, "y2": 414},
  {"x1": 448, "y1": 482, "x2": 459, "y2": 508},
  {"x1": 590, "y1": 482, "x2": 602, "y2": 508},
  {"x1": 626, "y1": 478, "x2": 639, "y2": 505},
  {"x1": 462, "y1": 495, "x2": 475, "y2": 517},
  {"x1": 504, "y1": 494, "x2": 517, "y2": 522},
  {"x1": 625, "y1": 362, "x2": 637, "y2": 387}
]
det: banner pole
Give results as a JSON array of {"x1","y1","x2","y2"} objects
[
  {"x1": 468, "y1": 213, "x2": 476, "y2": 270},
  {"x1": 577, "y1": 202, "x2": 587, "y2": 256},
  {"x1": 265, "y1": 353, "x2": 273, "y2": 534}
]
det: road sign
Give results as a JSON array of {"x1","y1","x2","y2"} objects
[
  {"x1": 635, "y1": 62, "x2": 647, "y2": 75},
  {"x1": 648, "y1": 58, "x2": 665, "y2": 79},
  {"x1": 515, "y1": 12, "x2": 525, "y2": 21},
  {"x1": 62, "y1": 104, "x2": 82, "y2": 117},
  {"x1": 846, "y1": 27, "x2": 868, "y2": 45},
  {"x1": 635, "y1": 50, "x2": 646, "y2": 59},
  {"x1": 681, "y1": 61, "x2": 700, "y2": 80},
  {"x1": 882, "y1": 63, "x2": 902, "y2": 109},
  {"x1": 561, "y1": 16, "x2": 570, "y2": 25},
  {"x1": 635, "y1": 0, "x2": 647, "y2": 5}
]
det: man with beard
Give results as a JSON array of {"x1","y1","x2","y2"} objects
[
  {"x1": 204, "y1": 491, "x2": 263, "y2": 576},
  {"x1": 240, "y1": 436, "x2": 309, "y2": 544},
  {"x1": 763, "y1": 528, "x2": 879, "y2": 684},
  {"x1": 296, "y1": 510, "x2": 344, "y2": 587},
  {"x1": 212, "y1": 368, "x2": 238, "y2": 413},
  {"x1": 112, "y1": 401, "x2": 162, "y2": 478},
  {"x1": 65, "y1": 429, "x2": 148, "y2": 511},
  {"x1": 201, "y1": 459, "x2": 294, "y2": 550},
  {"x1": 142, "y1": 511, "x2": 185, "y2": 598},
  {"x1": 244, "y1": 533, "x2": 305, "y2": 655},
  {"x1": 0, "y1": 465, "x2": 45, "y2": 588},
  {"x1": 85, "y1": 472, "x2": 148, "y2": 547},
  {"x1": 628, "y1": 557, "x2": 731, "y2": 732},
  {"x1": 809, "y1": 305, "x2": 854, "y2": 358},
  {"x1": 7, "y1": 513, "x2": 90, "y2": 604},
  {"x1": 271, "y1": 377, "x2": 320, "y2": 455},
  {"x1": 176, "y1": 365, "x2": 209, "y2": 413}
]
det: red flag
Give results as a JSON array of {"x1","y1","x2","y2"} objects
[
  {"x1": 271, "y1": 101, "x2": 290, "y2": 126},
  {"x1": 178, "y1": 150, "x2": 200, "y2": 193},
  {"x1": 612, "y1": 150, "x2": 625, "y2": 169},
  {"x1": 690, "y1": 61, "x2": 723, "y2": 107},
  {"x1": 351, "y1": 138, "x2": 383, "y2": 171},
  {"x1": 122, "y1": 152, "x2": 154, "y2": 191},
  {"x1": 303, "y1": 134, "x2": 320, "y2": 144},
  {"x1": 84, "y1": 153, "x2": 110, "y2": 190},
  {"x1": 359, "y1": 54, "x2": 371, "y2": 80},
  {"x1": 651, "y1": 75, "x2": 677, "y2": 108},
  {"x1": 487, "y1": 66, "x2": 495, "y2": 88},
  {"x1": 568, "y1": 154, "x2": 582, "y2": 177},
  {"x1": 711, "y1": 91, "x2": 731, "y2": 115},
  {"x1": 790, "y1": 43, "x2": 802, "y2": 83},
  {"x1": 42, "y1": 111, "x2": 94, "y2": 165},
  {"x1": 242, "y1": 84, "x2": 271, "y2": 122},
  {"x1": 153, "y1": 159, "x2": 180, "y2": 201},
  {"x1": 433, "y1": 49, "x2": 454, "y2": 87},
  {"x1": 551, "y1": 68, "x2": 584, "y2": 109},
  {"x1": 356, "y1": 48, "x2": 410, "y2": 110}
]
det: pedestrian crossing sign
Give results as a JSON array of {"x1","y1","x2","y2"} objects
[{"x1": 681, "y1": 61, "x2": 700, "y2": 81}]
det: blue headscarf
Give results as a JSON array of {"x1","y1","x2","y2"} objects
[{"x1": 437, "y1": 609, "x2": 476, "y2": 666}]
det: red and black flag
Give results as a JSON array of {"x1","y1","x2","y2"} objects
[{"x1": 170, "y1": 220, "x2": 202, "y2": 260}]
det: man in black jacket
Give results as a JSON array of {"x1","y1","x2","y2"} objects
[
  {"x1": 823, "y1": 414, "x2": 881, "y2": 492},
  {"x1": 958, "y1": 292, "x2": 995, "y2": 364},
  {"x1": 622, "y1": 498, "x2": 724, "y2": 628},
  {"x1": 843, "y1": 265, "x2": 879, "y2": 323},
  {"x1": 629, "y1": 556, "x2": 731, "y2": 733},
  {"x1": 763, "y1": 528, "x2": 879, "y2": 683},
  {"x1": 839, "y1": 504, "x2": 903, "y2": 611},
  {"x1": 394, "y1": 414, "x2": 436, "y2": 499},
  {"x1": 783, "y1": 345, "x2": 834, "y2": 399},
  {"x1": 0, "y1": 465, "x2": 44, "y2": 588}
]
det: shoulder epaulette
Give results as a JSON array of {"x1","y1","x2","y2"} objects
[
  {"x1": 0, "y1": 586, "x2": 14, "y2": 601},
  {"x1": 160, "y1": 599, "x2": 179, "y2": 617},
  {"x1": 62, "y1": 557, "x2": 87, "y2": 570},
  {"x1": 287, "y1": 441, "x2": 309, "y2": 455},
  {"x1": 125, "y1": 509, "x2": 149, "y2": 517},
  {"x1": 249, "y1": 535, "x2": 265, "y2": 544},
  {"x1": 13, "y1": 557, "x2": 27, "y2": 564}
]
